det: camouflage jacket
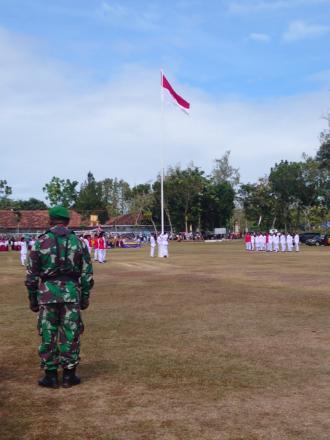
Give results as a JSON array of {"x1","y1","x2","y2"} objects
[{"x1": 25, "y1": 226, "x2": 94, "y2": 304}]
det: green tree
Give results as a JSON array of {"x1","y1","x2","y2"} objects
[
  {"x1": 239, "y1": 178, "x2": 275, "y2": 230},
  {"x1": 315, "y1": 116, "x2": 330, "y2": 170},
  {"x1": 212, "y1": 150, "x2": 240, "y2": 187},
  {"x1": 14, "y1": 198, "x2": 48, "y2": 210},
  {"x1": 201, "y1": 181, "x2": 235, "y2": 231},
  {"x1": 43, "y1": 177, "x2": 79, "y2": 207},
  {"x1": 76, "y1": 172, "x2": 108, "y2": 223}
]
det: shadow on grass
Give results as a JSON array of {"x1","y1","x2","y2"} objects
[{"x1": 79, "y1": 359, "x2": 119, "y2": 381}]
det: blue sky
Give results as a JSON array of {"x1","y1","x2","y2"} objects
[{"x1": 0, "y1": 0, "x2": 330, "y2": 198}]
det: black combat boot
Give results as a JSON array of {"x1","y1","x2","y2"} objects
[
  {"x1": 38, "y1": 370, "x2": 59, "y2": 388},
  {"x1": 62, "y1": 367, "x2": 81, "y2": 388}
]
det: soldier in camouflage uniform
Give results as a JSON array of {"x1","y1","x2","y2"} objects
[{"x1": 25, "y1": 206, "x2": 94, "y2": 388}]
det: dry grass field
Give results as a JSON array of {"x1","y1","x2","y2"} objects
[{"x1": 1, "y1": 241, "x2": 330, "y2": 440}]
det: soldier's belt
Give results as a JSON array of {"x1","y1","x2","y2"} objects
[{"x1": 41, "y1": 273, "x2": 80, "y2": 282}]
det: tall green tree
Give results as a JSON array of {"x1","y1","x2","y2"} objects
[
  {"x1": 212, "y1": 150, "x2": 240, "y2": 188},
  {"x1": 43, "y1": 177, "x2": 78, "y2": 207},
  {"x1": 76, "y1": 172, "x2": 108, "y2": 223},
  {"x1": 201, "y1": 181, "x2": 235, "y2": 231}
]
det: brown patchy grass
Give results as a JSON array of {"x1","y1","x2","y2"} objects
[{"x1": 1, "y1": 242, "x2": 330, "y2": 440}]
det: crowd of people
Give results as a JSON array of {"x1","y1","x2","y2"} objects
[{"x1": 244, "y1": 232, "x2": 300, "y2": 252}]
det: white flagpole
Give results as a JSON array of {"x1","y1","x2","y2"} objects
[{"x1": 160, "y1": 69, "x2": 165, "y2": 235}]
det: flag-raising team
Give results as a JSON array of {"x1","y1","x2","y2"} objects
[{"x1": 244, "y1": 232, "x2": 300, "y2": 252}]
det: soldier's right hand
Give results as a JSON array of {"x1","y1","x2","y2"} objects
[
  {"x1": 29, "y1": 297, "x2": 39, "y2": 313},
  {"x1": 80, "y1": 297, "x2": 89, "y2": 310}
]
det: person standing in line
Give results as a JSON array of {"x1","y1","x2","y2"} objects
[
  {"x1": 25, "y1": 206, "x2": 94, "y2": 388},
  {"x1": 83, "y1": 234, "x2": 91, "y2": 254},
  {"x1": 163, "y1": 232, "x2": 169, "y2": 258},
  {"x1": 20, "y1": 237, "x2": 28, "y2": 266},
  {"x1": 157, "y1": 233, "x2": 163, "y2": 257},
  {"x1": 273, "y1": 233, "x2": 280, "y2": 252},
  {"x1": 93, "y1": 234, "x2": 99, "y2": 262},
  {"x1": 244, "y1": 232, "x2": 251, "y2": 251},
  {"x1": 267, "y1": 233, "x2": 273, "y2": 252},
  {"x1": 280, "y1": 233, "x2": 287, "y2": 252},
  {"x1": 150, "y1": 233, "x2": 156, "y2": 257},
  {"x1": 251, "y1": 233, "x2": 255, "y2": 251},
  {"x1": 286, "y1": 233, "x2": 293, "y2": 252},
  {"x1": 98, "y1": 232, "x2": 106, "y2": 263},
  {"x1": 294, "y1": 232, "x2": 300, "y2": 252}
]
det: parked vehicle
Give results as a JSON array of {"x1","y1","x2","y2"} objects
[
  {"x1": 299, "y1": 232, "x2": 320, "y2": 243},
  {"x1": 305, "y1": 234, "x2": 330, "y2": 246}
]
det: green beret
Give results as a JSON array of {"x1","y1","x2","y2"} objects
[{"x1": 48, "y1": 205, "x2": 70, "y2": 220}]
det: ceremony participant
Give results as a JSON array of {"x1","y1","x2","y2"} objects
[
  {"x1": 83, "y1": 234, "x2": 91, "y2": 254},
  {"x1": 273, "y1": 233, "x2": 280, "y2": 252},
  {"x1": 245, "y1": 232, "x2": 251, "y2": 251},
  {"x1": 25, "y1": 206, "x2": 94, "y2": 388},
  {"x1": 294, "y1": 232, "x2": 300, "y2": 252},
  {"x1": 267, "y1": 233, "x2": 273, "y2": 252},
  {"x1": 93, "y1": 234, "x2": 99, "y2": 262},
  {"x1": 280, "y1": 233, "x2": 287, "y2": 252},
  {"x1": 250, "y1": 233, "x2": 255, "y2": 251},
  {"x1": 162, "y1": 232, "x2": 169, "y2": 258},
  {"x1": 98, "y1": 232, "x2": 106, "y2": 263},
  {"x1": 286, "y1": 233, "x2": 293, "y2": 252},
  {"x1": 20, "y1": 237, "x2": 28, "y2": 266},
  {"x1": 157, "y1": 233, "x2": 163, "y2": 257},
  {"x1": 150, "y1": 233, "x2": 156, "y2": 257}
]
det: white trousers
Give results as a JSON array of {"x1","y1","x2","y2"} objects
[
  {"x1": 98, "y1": 249, "x2": 106, "y2": 263},
  {"x1": 267, "y1": 243, "x2": 272, "y2": 252},
  {"x1": 273, "y1": 244, "x2": 279, "y2": 252},
  {"x1": 287, "y1": 244, "x2": 293, "y2": 252},
  {"x1": 281, "y1": 243, "x2": 286, "y2": 252},
  {"x1": 295, "y1": 243, "x2": 299, "y2": 252},
  {"x1": 150, "y1": 246, "x2": 156, "y2": 257},
  {"x1": 94, "y1": 249, "x2": 98, "y2": 261},
  {"x1": 20, "y1": 252, "x2": 27, "y2": 266},
  {"x1": 163, "y1": 245, "x2": 169, "y2": 258}
]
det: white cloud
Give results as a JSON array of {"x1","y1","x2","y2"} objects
[
  {"x1": 249, "y1": 32, "x2": 271, "y2": 42},
  {"x1": 308, "y1": 69, "x2": 330, "y2": 84},
  {"x1": 283, "y1": 20, "x2": 330, "y2": 42},
  {"x1": 0, "y1": 27, "x2": 328, "y2": 199},
  {"x1": 228, "y1": 0, "x2": 330, "y2": 14},
  {"x1": 98, "y1": 1, "x2": 161, "y2": 31}
]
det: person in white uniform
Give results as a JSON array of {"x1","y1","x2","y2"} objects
[
  {"x1": 157, "y1": 234, "x2": 163, "y2": 257},
  {"x1": 273, "y1": 233, "x2": 280, "y2": 252},
  {"x1": 286, "y1": 233, "x2": 293, "y2": 252},
  {"x1": 20, "y1": 237, "x2": 28, "y2": 266},
  {"x1": 150, "y1": 233, "x2": 156, "y2": 257},
  {"x1": 251, "y1": 233, "x2": 255, "y2": 251},
  {"x1": 162, "y1": 233, "x2": 169, "y2": 258},
  {"x1": 280, "y1": 233, "x2": 287, "y2": 252},
  {"x1": 294, "y1": 233, "x2": 300, "y2": 252}
]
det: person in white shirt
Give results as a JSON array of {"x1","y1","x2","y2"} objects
[
  {"x1": 294, "y1": 233, "x2": 300, "y2": 252},
  {"x1": 286, "y1": 233, "x2": 293, "y2": 252},
  {"x1": 150, "y1": 233, "x2": 156, "y2": 257},
  {"x1": 251, "y1": 233, "x2": 255, "y2": 251},
  {"x1": 157, "y1": 234, "x2": 163, "y2": 257},
  {"x1": 162, "y1": 233, "x2": 169, "y2": 258},
  {"x1": 280, "y1": 233, "x2": 287, "y2": 252},
  {"x1": 20, "y1": 237, "x2": 28, "y2": 266},
  {"x1": 267, "y1": 233, "x2": 273, "y2": 252},
  {"x1": 273, "y1": 233, "x2": 280, "y2": 252},
  {"x1": 83, "y1": 235, "x2": 91, "y2": 254}
]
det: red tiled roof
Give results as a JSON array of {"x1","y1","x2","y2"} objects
[
  {"x1": 107, "y1": 212, "x2": 144, "y2": 225},
  {"x1": 0, "y1": 210, "x2": 82, "y2": 229}
]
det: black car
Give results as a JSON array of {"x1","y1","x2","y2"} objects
[
  {"x1": 299, "y1": 232, "x2": 320, "y2": 243},
  {"x1": 305, "y1": 234, "x2": 325, "y2": 246}
]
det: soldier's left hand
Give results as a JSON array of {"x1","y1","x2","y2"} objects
[{"x1": 29, "y1": 298, "x2": 39, "y2": 313}]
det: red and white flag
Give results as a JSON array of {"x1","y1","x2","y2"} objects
[{"x1": 161, "y1": 72, "x2": 190, "y2": 113}]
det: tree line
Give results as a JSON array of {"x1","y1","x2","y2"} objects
[{"x1": 1, "y1": 117, "x2": 329, "y2": 232}]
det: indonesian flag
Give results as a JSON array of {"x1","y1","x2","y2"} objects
[{"x1": 161, "y1": 72, "x2": 190, "y2": 113}]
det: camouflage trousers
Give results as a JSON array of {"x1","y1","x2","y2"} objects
[{"x1": 37, "y1": 303, "x2": 84, "y2": 371}]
